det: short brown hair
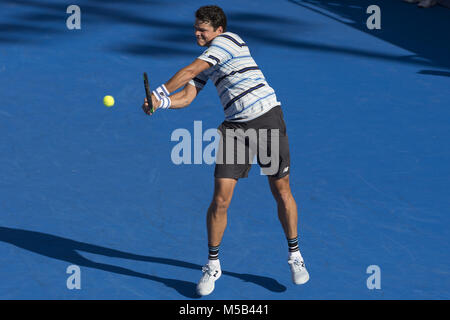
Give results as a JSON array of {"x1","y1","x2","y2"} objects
[{"x1": 195, "y1": 5, "x2": 227, "y2": 32}]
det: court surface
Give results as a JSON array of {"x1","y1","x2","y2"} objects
[{"x1": 1, "y1": 0, "x2": 449, "y2": 299}]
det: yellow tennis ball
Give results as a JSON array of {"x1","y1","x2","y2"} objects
[{"x1": 103, "y1": 95, "x2": 115, "y2": 107}]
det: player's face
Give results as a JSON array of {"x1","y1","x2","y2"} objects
[{"x1": 194, "y1": 20, "x2": 223, "y2": 47}]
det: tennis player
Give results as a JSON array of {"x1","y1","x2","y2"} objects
[{"x1": 142, "y1": 5, "x2": 309, "y2": 296}]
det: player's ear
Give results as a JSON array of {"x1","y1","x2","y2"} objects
[{"x1": 216, "y1": 26, "x2": 224, "y2": 34}]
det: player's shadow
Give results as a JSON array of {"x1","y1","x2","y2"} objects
[{"x1": 0, "y1": 226, "x2": 286, "y2": 298}]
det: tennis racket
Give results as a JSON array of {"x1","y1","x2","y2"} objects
[{"x1": 143, "y1": 72, "x2": 154, "y2": 114}]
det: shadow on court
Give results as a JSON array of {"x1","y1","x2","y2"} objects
[
  {"x1": 2, "y1": 0, "x2": 450, "y2": 70},
  {"x1": 0, "y1": 226, "x2": 286, "y2": 298},
  {"x1": 418, "y1": 69, "x2": 450, "y2": 77},
  {"x1": 288, "y1": 0, "x2": 450, "y2": 71}
]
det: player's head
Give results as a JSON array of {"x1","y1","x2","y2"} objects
[{"x1": 194, "y1": 5, "x2": 227, "y2": 47}]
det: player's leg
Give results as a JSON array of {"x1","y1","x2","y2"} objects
[
  {"x1": 258, "y1": 106, "x2": 309, "y2": 284},
  {"x1": 268, "y1": 174, "x2": 298, "y2": 240},
  {"x1": 197, "y1": 177, "x2": 237, "y2": 296},
  {"x1": 207, "y1": 177, "x2": 237, "y2": 248},
  {"x1": 268, "y1": 174, "x2": 309, "y2": 285},
  {"x1": 197, "y1": 123, "x2": 247, "y2": 296}
]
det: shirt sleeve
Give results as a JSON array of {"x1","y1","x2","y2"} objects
[
  {"x1": 197, "y1": 36, "x2": 240, "y2": 66},
  {"x1": 188, "y1": 70, "x2": 208, "y2": 90}
]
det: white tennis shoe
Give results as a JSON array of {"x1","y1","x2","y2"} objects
[
  {"x1": 196, "y1": 261, "x2": 222, "y2": 296},
  {"x1": 288, "y1": 256, "x2": 310, "y2": 285}
]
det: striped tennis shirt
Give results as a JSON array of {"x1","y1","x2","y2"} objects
[{"x1": 188, "y1": 32, "x2": 281, "y2": 122}]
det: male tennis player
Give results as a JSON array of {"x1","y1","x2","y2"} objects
[{"x1": 142, "y1": 5, "x2": 309, "y2": 296}]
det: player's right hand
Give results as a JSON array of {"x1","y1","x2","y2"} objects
[
  {"x1": 142, "y1": 97, "x2": 156, "y2": 115},
  {"x1": 142, "y1": 98, "x2": 151, "y2": 115},
  {"x1": 142, "y1": 95, "x2": 160, "y2": 115}
]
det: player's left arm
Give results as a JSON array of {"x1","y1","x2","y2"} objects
[{"x1": 164, "y1": 59, "x2": 211, "y2": 93}]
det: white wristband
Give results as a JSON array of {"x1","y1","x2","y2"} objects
[
  {"x1": 153, "y1": 84, "x2": 170, "y2": 101},
  {"x1": 158, "y1": 96, "x2": 171, "y2": 110}
]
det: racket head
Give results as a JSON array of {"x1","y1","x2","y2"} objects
[{"x1": 143, "y1": 72, "x2": 154, "y2": 114}]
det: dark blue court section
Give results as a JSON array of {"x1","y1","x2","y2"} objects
[{"x1": 1, "y1": 0, "x2": 449, "y2": 299}]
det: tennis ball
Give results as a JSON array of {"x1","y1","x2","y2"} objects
[{"x1": 103, "y1": 95, "x2": 115, "y2": 107}]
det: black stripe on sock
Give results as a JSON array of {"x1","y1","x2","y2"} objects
[
  {"x1": 287, "y1": 237, "x2": 299, "y2": 252},
  {"x1": 208, "y1": 245, "x2": 220, "y2": 260}
]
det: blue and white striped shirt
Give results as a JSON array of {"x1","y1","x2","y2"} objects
[{"x1": 188, "y1": 32, "x2": 280, "y2": 122}]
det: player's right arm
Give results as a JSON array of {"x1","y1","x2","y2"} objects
[{"x1": 166, "y1": 83, "x2": 200, "y2": 109}]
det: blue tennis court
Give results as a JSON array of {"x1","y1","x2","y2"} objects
[{"x1": 1, "y1": 0, "x2": 449, "y2": 299}]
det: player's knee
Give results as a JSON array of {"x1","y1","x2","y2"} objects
[
  {"x1": 269, "y1": 176, "x2": 293, "y2": 204},
  {"x1": 210, "y1": 196, "x2": 231, "y2": 212}
]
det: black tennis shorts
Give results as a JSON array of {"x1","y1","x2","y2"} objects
[{"x1": 214, "y1": 106, "x2": 291, "y2": 180}]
